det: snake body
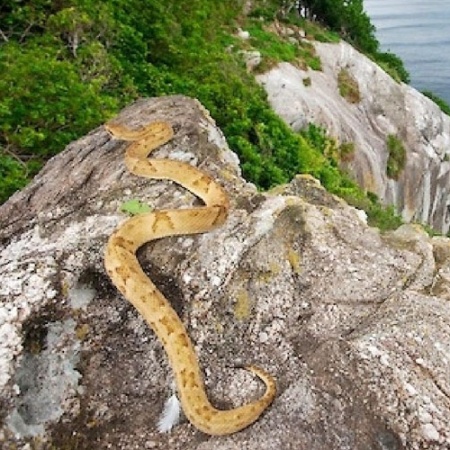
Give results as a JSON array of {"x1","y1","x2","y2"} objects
[{"x1": 104, "y1": 120, "x2": 276, "y2": 435}]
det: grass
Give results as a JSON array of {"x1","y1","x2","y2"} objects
[
  {"x1": 337, "y1": 68, "x2": 361, "y2": 103},
  {"x1": 386, "y1": 134, "x2": 406, "y2": 180}
]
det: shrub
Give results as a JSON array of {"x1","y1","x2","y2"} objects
[
  {"x1": 374, "y1": 51, "x2": 410, "y2": 84},
  {"x1": 0, "y1": 0, "x2": 405, "y2": 233},
  {"x1": 422, "y1": 91, "x2": 450, "y2": 116},
  {"x1": 386, "y1": 134, "x2": 406, "y2": 179},
  {"x1": 337, "y1": 68, "x2": 361, "y2": 103},
  {"x1": 0, "y1": 153, "x2": 29, "y2": 203},
  {"x1": 339, "y1": 141, "x2": 355, "y2": 162}
]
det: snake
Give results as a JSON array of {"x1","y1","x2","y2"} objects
[{"x1": 103, "y1": 119, "x2": 276, "y2": 435}]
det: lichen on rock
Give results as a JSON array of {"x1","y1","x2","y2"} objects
[{"x1": 1, "y1": 96, "x2": 449, "y2": 449}]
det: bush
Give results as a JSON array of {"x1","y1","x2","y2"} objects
[
  {"x1": 296, "y1": 0, "x2": 379, "y2": 54},
  {"x1": 386, "y1": 134, "x2": 406, "y2": 180},
  {"x1": 0, "y1": 0, "x2": 405, "y2": 232},
  {"x1": 367, "y1": 203, "x2": 403, "y2": 231},
  {"x1": 0, "y1": 41, "x2": 119, "y2": 157},
  {"x1": 0, "y1": 153, "x2": 29, "y2": 203},
  {"x1": 339, "y1": 141, "x2": 355, "y2": 162},
  {"x1": 422, "y1": 91, "x2": 450, "y2": 116},
  {"x1": 337, "y1": 68, "x2": 361, "y2": 103},
  {"x1": 374, "y1": 51, "x2": 410, "y2": 84}
]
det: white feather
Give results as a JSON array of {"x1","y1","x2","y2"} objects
[{"x1": 157, "y1": 394, "x2": 181, "y2": 433}]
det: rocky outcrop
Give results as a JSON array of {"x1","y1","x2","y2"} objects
[
  {"x1": 257, "y1": 41, "x2": 450, "y2": 234},
  {"x1": 1, "y1": 97, "x2": 450, "y2": 449}
]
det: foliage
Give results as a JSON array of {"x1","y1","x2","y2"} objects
[
  {"x1": 0, "y1": 152, "x2": 29, "y2": 203},
  {"x1": 0, "y1": 1, "x2": 133, "y2": 195},
  {"x1": 247, "y1": 22, "x2": 299, "y2": 61},
  {"x1": 120, "y1": 199, "x2": 152, "y2": 216},
  {"x1": 247, "y1": 0, "x2": 281, "y2": 21},
  {"x1": 386, "y1": 134, "x2": 407, "y2": 180},
  {"x1": 0, "y1": 41, "x2": 120, "y2": 157},
  {"x1": 234, "y1": 19, "x2": 321, "y2": 73},
  {"x1": 422, "y1": 91, "x2": 450, "y2": 116},
  {"x1": 287, "y1": 0, "x2": 410, "y2": 84},
  {"x1": 366, "y1": 203, "x2": 403, "y2": 231},
  {"x1": 339, "y1": 141, "x2": 355, "y2": 162},
  {"x1": 300, "y1": 19, "x2": 340, "y2": 43},
  {"x1": 0, "y1": 0, "x2": 406, "y2": 231},
  {"x1": 301, "y1": 124, "x2": 402, "y2": 228},
  {"x1": 374, "y1": 51, "x2": 410, "y2": 83},
  {"x1": 297, "y1": 0, "x2": 378, "y2": 53},
  {"x1": 337, "y1": 68, "x2": 361, "y2": 103}
]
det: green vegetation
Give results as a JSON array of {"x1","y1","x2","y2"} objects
[
  {"x1": 374, "y1": 51, "x2": 410, "y2": 83},
  {"x1": 300, "y1": 124, "x2": 402, "y2": 230},
  {"x1": 339, "y1": 142, "x2": 356, "y2": 162},
  {"x1": 0, "y1": 154, "x2": 30, "y2": 202},
  {"x1": 0, "y1": 0, "x2": 405, "y2": 231},
  {"x1": 237, "y1": 19, "x2": 321, "y2": 72},
  {"x1": 422, "y1": 91, "x2": 450, "y2": 116},
  {"x1": 386, "y1": 134, "x2": 407, "y2": 180},
  {"x1": 366, "y1": 203, "x2": 403, "y2": 231},
  {"x1": 295, "y1": 0, "x2": 410, "y2": 83},
  {"x1": 120, "y1": 199, "x2": 152, "y2": 216},
  {"x1": 337, "y1": 68, "x2": 361, "y2": 103},
  {"x1": 246, "y1": 22, "x2": 301, "y2": 68},
  {"x1": 301, "y1": 19, "x2": 340, "y2": 43},
  {"x1": 298, "y1": 0, "x2": 378, "y2": 53}
]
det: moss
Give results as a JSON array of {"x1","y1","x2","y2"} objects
[
  {"x1": 257, "y1": 262, "x2": 281, "y2": 283},
  {"x1": 287, "y1": 248, "x2": 301, "y2": 274},
  {"x1": 337, "y1": 68, "x2": 361, "y2": 103},
  {"x1": 339, "y1": 141, "x2": 356, "y2": 162},
  {"x1": 75, "y1": 323, "x2": 90, "y2": 341},
  {"x1": 234, "y1": 288, "x2": 251, "y2": 320},
  {"x1": 268, "y1": 261, "x2": 281, "y2": 275}
]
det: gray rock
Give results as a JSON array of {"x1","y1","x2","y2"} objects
[
  {"x1": 239, "y1": 50, "x2": 262, "y2": 72},
  {"x1": 237, "y1": 28, "x2": 250, "y2": 40},
  {"x1": 257, "y1": 41, "x2": 450, "y2": 233},
  {"x1": 1, "y1": 96, "x2": 450, "y2": 449}
]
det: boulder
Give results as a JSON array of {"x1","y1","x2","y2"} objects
[
  {"x1": 1, "y1": 96, "x2": 450, "y2": 449},
  {"x1": 257, "y1": 41, "x2": 450, "y2": 234}
]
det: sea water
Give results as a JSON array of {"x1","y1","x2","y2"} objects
[{"x1": 364, "y1": 0, "x2": 450, "y2": 105}]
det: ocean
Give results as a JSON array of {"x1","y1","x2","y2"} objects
[{"x1": 364, "y1": 0, "x2": 450, "y2": 105}]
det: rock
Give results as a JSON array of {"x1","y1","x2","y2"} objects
[
  {"x1": 239, "y1": 50, "x2": 262, "y2": 72},
  {"x1": 1, "y1": 96, "x2": 450, "y2": 449},
  {"x1": 256, "y1": 41, "x2": 450, "y2": 233},
  {"x1": 236, "y1": 28, "x2": 250, "y2": 40}
]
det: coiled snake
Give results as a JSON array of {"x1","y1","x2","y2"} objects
[{"x1": 103, "y1": 119, "x2": 276, "y2": 435}]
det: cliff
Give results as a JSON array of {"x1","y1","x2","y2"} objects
[
  {"x1": 257, "y1": 40, "x2": 450, "y2": 233},
  {"x1": 1, "y1": 97, "x2": 450, "y2": 449}
]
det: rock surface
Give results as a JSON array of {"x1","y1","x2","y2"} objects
[
  {"x1": 1, "y1": 96, "x2": 450, "y2": 449},
  {"x1": 257, "y1": 40, "x2": 450, "y2": 234}
]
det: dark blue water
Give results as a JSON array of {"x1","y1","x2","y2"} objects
[{"x1": 364, "y1": 0, "x2": 450, "y2": 105}]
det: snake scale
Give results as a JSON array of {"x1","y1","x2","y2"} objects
[{"x1": 103, "y1": 119, "x2": 276, "y2": 435}]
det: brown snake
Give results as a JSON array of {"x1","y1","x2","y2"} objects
[{"x1": 103, "y1": 119, "x2": 276, "y2": 435}]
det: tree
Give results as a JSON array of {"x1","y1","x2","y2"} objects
[{"x1": 296, "y1": 0, "x2": 379, "y2": 53}]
